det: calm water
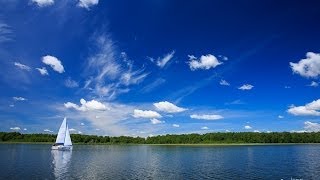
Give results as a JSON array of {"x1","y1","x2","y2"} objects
[{"x1": 0, "y1": 144, "x2": 320, "y2": 179}]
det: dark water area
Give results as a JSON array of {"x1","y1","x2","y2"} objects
[{"x1": 0, "y1": 144, "x2": 319, "y2": 179}]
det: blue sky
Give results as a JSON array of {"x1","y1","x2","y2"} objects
[{"x1": 1, "y1": 0, "x2": 320, "y2": 136}]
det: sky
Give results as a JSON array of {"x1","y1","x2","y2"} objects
[{"x1": 0, "y1": 0, "x2": 320, "y2": 136}]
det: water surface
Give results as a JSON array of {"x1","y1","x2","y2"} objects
[{"x1": 0, "y1": 144, "x2": 319, "y2": 179}]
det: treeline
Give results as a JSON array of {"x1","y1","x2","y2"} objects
[{"x1": 1, "y1": 132, "x2": 320, "y2": 144}]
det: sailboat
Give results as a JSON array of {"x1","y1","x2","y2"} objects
[{"x1": 52, "y1": 117, "x2": 73, "y2": 150}]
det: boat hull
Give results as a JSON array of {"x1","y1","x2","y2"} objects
[{"x1": 51, "y1": 145, "x2": 73, "y2": 151}]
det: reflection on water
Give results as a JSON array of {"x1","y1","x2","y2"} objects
[
  {"x1": 1, "y1": 144, "x2": 320, "y2": 179},
  {"x1": 51, "y1": 150, "x2": 72, "y2": 179}
]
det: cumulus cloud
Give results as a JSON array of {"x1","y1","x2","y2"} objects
[
  {"x1": 30, "y1": 0, "x2": 54, "y2": 7},
  {"x1": 13, "y1": 97, "x2": 27, "y2": 101},
  {"x1": 304, "y1": 121, "x2": 320, "y2": 132},
  {"x1": 65, "y1": 77, "x2": 79, "y2": 88},
  {"x1": 290, "y1": 52, "x2": 320, "y2": 78},
  {"x1": 253, "y1": 130, "x2": 260, "y2": 133},
  {"x1": 278, "y1": 115, "x2": 284, "y2": 119},
  {"x1": 14, "y1": 62, "x2": 31, "y2": 71},
  {"x1": 42, "y1": 55, "x2": 64, "y2": 73},
  {"x1": 61, "y1": 101, "x2": 136, "y2": 136},
  {"x1": 238, "y1": 84, "x2": 254, "y2": 90},
  {"x1": 153, "y1": 101, "x2": 187, "y2": 113},
  {"x1": 220, "y1": 79, "x2": 230, "y2": 86},
  {"x1": 23, "y1": 128, "x2": 27, "y2": 131},
  {"x1": 172, "y1": 124, "x2": 180, "y2": 128},
  {"x1": 132, "y1": 109, "x2": 162, "y2": 119},
  {"x1": 190, "y1": 114, "x2": 223, "y2": 120},
  {"x1": 36, "y1": 67, "x2": 48, "y2": 75},
  {"x1": 10, "y1": 127, "x2": 20, "y2": 131},
  {"x1": 78, "y1": 0, "x2": 99, "y2": 9},
  {"x1": 156, "y1": 51, "x2": 175, "y2": 68},
  {"x1": 64, "y1": 98, "x2": 109, "y2": 111},
  {"x1": 201, "y1": 126, "x2": 209, "y2": 130},
  {"x1": 188, "y1": 54, "x2": 222, "y2": 70},
  {"x1": 244, "y1": 125, "x2": 252, "y2": 130},
  {"x1": 150, "y1": 118, "x2": 165, "y2": 124},
  {"x1": 287, "y1": 99, "x2": 320, "y2": 116}
]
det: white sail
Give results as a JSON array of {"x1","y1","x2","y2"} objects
[
  {"x1": 55, "y1": 117, "x2": 67, "y2": 144},
  {"x1": 64, "y1": 124, "x2": 72, "y2": 146}
]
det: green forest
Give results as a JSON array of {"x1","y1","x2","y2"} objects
[{"x1": 1, "y1": 131, "x2": 320, "y2": 144}]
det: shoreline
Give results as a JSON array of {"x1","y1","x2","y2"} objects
[{"x1": 1, "y1": 142, "x2": 320, "y2": 146}]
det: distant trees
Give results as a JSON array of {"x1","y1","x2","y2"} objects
[{"x1": 1, "y1": 132, "x2": 320, "y2": 144}]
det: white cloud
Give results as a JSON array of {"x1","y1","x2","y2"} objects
[
  {"x1": 64, "y1": 98, "x2": 109, "y2": 111},
  {"x1": 78, "y1": 131, "x2": 83, "y2": 134},
  {"x1": 220, "y1": 79, "x2": 230, "y2": 86},
  {"x1": 190, "y1": 114, "x2": 224, "y2": 120},
  {"x1": 244, "y1": 125, "x2": 252, "y2": 130},
  {"x1": 30, "y1": 0, "x2": 54, "y2": 7},
  {"x1": 172, "y1": 124, "x2": 180, "y2": 128},
  {"x1": 84, "y1": 35, "x2": 147, "y2": 99},
  {"x1": 253, "y1": 130, "x2": 260, "y2": 133},
  {"x1": 156, "y1": 51, "x2": 175, "y2": 68},
  {"x1": 120, "y1": 69, "x2": 149, "y2": 86},
  {"x1": 278, "y1": 115, "x2": 284, "y2": 119},
  {"x1": 36, "y1": 67, "x2": 48, "y2": 75},
  {"x1": 9, "y1": 104, "x2": 14, "y2": 107},
  {"x1": 65, "y1": 77, "x2": 79, "y2": 88},
  {"x1": 0, "y1": 22, "x2": 12, "y2": 43},
  {"x1": 150, "y1": 118, "x2": 165, "y2": 124},
  {"x1": 69, "y1": 128, "x2": 77, "y2": 132},
  {"x1": 141, "y1": 78, "x2": 166, "y2": 93},
  {"x1": 188, "y1": 54, "x2": 222, "y2": 70},
  {"x1": 13, "y1": 97, "x2": 27, "y2": 101},
  {"x1": 44, "y1": 129, "x2": 53, "y2": 133},
  {"x1": 153, "y1": 101, "x2": 187, "y2": 113},
  {"x1": 61, "y1": 101, "x2": 135, "y2": 136},
  {"x1": 42, "y1": 55, "x2": 64, "y2": 73},
  {"x1": 225, "y1": 99, "x2": 245, "y2": 105},
  {"x1": 308, "y1": 81, "x2": 319, "y2": 87},
  {"x1": 304, "y1": 121, "x2": 320, "y2": 132},
  {"x1": 238, "y1": 84, "x2": 254, "y2": 90},
  {"x1": 287, "y1": 99, "x2": 320, "y2": 116},
  {"x1": 14, "y1": 62, "x2": 31, "y2": 71},
  {"x1": 290, "y1": 52, "x2": 320, "y2": 78},
  {"x1": 218, "y1": 55, "x2": 228, "y2": 61},
  {"x1": 78, "y1": 0, "x2": 99, "y2": 9},
  {"x1": 201, "y1": 126, "x2": 209, "y2": 130},
  {"x1": 133, "y1": 109, "x2": 162, "y2": 119},
  {"x1": 80, "y1": 123, "x2": 85, "y2": 126},
  {"x1": 10, "y1": 127, "x2": 20, "y2": 131},
  {"x1": 23, "y1": 128, "x2": 27, "y2": 131}
]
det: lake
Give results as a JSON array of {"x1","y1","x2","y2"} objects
[{"x1": 0, "y1": 144, "x2": 319, "y2": 179}]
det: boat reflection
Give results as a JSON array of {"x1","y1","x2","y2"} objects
[{"x1": 51, "y1": 150, "x2": 72, "y2": 179}]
